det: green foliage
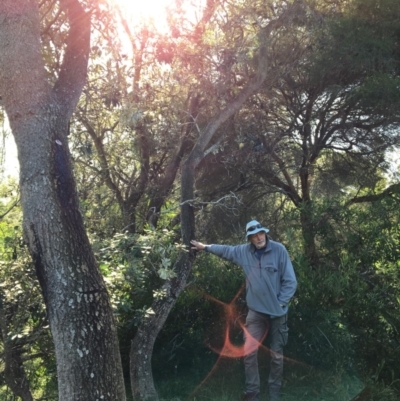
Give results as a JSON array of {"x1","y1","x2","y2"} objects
[
  {"x1": 93, "y1": 227, "x2": 185, "y2": 319},
  {"x1": 282, "y1": 194, "x2": 400, "y2": 393},
  {"x1": 288, "y1": 256, "x2": 357, "y2": 370},
  {"x1": 311, "y1": 0, "x2": 400, "y2": 82},
  {"x1": 0, "y1": 182, "x2": 56, "y2": 400},
  {"x1": 92, "y1": 227, "x2": 187, "y2": 377},
  {"x1": 353, "y1": 74, "x2": 400, "y2": 117}
]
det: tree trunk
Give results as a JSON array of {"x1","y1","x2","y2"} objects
[
  {"x1": 18, "y1": 113, "x2": 125, "y2": 401},
  {"x1": 0, "y1": 1, "x2": 126, "y2": 399},
  {"x1": 299, "y1": 201, "x2": 319, "y2": 267},
  {"x1": 146, "y1": 95, "x2": 200, "y2": 228},
  {"x1": 129, "y1": 253, "x2": 191, "y2": 401}
]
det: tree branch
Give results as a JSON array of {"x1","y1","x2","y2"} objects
[
  {"x1": 348, "y1": 183, "x2": 400, "y2": 204},
  {"x1": 53, "y1": 0, "x2": 90, "y2": 119},
  {"x1": 0, "y1": 197, "x2": 20, "y2": 220}
]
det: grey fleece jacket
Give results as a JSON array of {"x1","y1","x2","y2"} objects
[{"x1": 207, "y1": 240, "x2": 297, "y2": 317}]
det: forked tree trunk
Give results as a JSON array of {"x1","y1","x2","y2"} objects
[{"x1": 0, "y1": 1, "x2": 126, "y2": 399}]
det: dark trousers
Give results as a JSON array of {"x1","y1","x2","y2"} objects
[{"x1": 243, "y1": 309, "x2": 288, "y2": 398}]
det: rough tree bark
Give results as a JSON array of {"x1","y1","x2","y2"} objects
[
  {"x1": 0, "y1": 1, "x2": 126, "y2": 400},
  {"x1": 128, "y1": 4, "x2": 301, "y2": 398}
]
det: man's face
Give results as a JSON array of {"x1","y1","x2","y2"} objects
[{"x1": 249, "y1": 231, "x2": 267, "y2": 249}]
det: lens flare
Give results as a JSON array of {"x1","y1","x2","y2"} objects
[
  {"x1": 203, "y1": 287, "x2": 268, "y2": 358},
  {"x1": 186, "y1": 285, "x2": 305, "y2": 400}
]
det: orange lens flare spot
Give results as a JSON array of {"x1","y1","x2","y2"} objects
[
  {"x1": 209, "y1": 324, "x2": 267, "y2": 358},
  {"x1": 203, "y1": 284, "x2": 268, "y2": 358}
]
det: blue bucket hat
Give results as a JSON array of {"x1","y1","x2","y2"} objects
[{"x1": 245, "y1": 220, "x2": 269, "y2": 240}]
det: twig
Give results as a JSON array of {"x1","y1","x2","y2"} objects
[
  {"x1": 316, "y1": 326, "x2": 334, "y2": 349},
  {"x1": 0, "y1": 197, "x2": 20, "y2": 220}
]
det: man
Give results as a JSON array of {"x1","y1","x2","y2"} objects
[{"x1": 191, "y1": 220, "x2": 297, "y2": 401}]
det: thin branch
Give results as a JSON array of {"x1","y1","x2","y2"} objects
[
  {"x1": 0, "y1": 197, "x2": 20, "y2": 220},
  {"x1": 146, "y1": 193, "x2": 242, "y2": 223},
  {"x1": 316, "y1": 326, "x2": 334, "y2": 349}
]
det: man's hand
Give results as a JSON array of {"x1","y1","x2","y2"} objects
[{"x1": 190, "y1": 240, "x2": 207, "y2": 251}]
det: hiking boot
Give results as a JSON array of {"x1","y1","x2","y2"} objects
[{"x1": 242, "y1": 391, "x2": 260, "y2": 401}]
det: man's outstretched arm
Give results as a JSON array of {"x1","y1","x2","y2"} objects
[
  {"x1": 191, "y1": 240, "x2": 246, "y2": 266},
  {"x1": 190, "y1": 240, "x2": 209, "y2": 251}
]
